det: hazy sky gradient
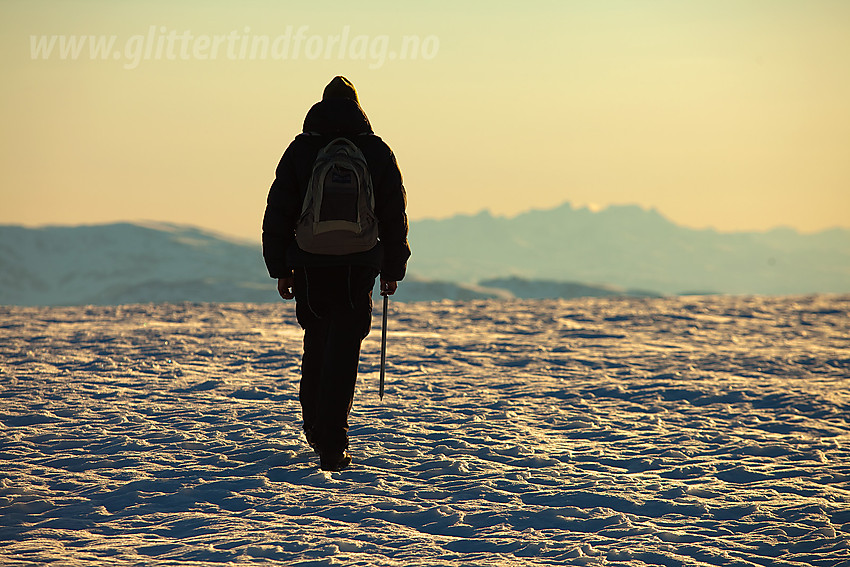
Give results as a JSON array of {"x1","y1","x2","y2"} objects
[{"x1": 2, "y1": 1, "x2": 848, "y2": 239}]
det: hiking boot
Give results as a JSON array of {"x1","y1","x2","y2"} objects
[{"x1": 320, "y1": 450, "x2": 352, "y2": 472}]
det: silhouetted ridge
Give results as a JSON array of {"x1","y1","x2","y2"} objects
[
  {"x1": 1, "y1": 202, "x2": 848, "y2": 305},
  {"x1": 407, "y1": 203, "x2": 850, "y2": 295}
]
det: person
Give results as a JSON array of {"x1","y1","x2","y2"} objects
[{"x1": 262, "y1": 76, "x2": 410, "y2": 472}]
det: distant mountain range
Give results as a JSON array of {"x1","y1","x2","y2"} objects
[
  {"x1": 409, "y1": 203, "x2": 850, "y2": 295},
  {"x1": 1, "y1": 203, "x2": 848, "y2": 305},
  {"x1": 0, "y1": 223, "x2": 527, "y2": 305}
]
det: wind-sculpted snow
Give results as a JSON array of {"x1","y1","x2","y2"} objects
[{"x1": 1, "y1": 295, "x2": 848, "y2": 566}]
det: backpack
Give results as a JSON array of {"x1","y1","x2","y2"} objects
[{"x1": 295, "y1": 136, "x2": 379, "y2": 255}]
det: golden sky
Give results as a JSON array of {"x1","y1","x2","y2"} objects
[{"x1": 1, "y1": 1, "x2": 848, "y2": 239}]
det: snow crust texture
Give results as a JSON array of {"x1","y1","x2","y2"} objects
[{"x1": 1, "y1": 294, "x2": 849, "y2": 566}]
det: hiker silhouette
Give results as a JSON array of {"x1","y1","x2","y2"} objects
[{"x1": 262, "y1": 76, "x2": 410, "y2": 471}]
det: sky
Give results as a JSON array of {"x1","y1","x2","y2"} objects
[{"x1": 1, "y1": 0, "x2": 849, "y2": 240}]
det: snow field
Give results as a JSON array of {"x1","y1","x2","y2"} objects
[{"x1": 1, "y1": 295, "x2": 849, "y2": 566}]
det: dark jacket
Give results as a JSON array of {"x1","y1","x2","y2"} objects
[{"x1": 262, "y1": 98, "x2": 410, "y2": 282}]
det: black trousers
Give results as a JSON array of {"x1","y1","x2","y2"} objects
[{"x1": 294, "y1": 265, "x2": 377, "y2": 454}]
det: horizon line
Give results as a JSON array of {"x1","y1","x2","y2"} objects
[{"x1": 3, "y1": 199, "x2": 849, "y2": 239}]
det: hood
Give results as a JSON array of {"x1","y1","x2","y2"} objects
[
  {"x1": 322, "y1": 76, "x2": 360, "y2": 104},
  {"x1": 302, "y1": 98, "x2": 373, "y2": 136}
]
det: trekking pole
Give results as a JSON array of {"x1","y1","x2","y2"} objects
[{"x1": 379, "y1": 293, "x2": 388, "y2": 400}]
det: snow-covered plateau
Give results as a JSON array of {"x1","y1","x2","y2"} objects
[{"x1": 1, "y1": 294, "x2": 848, "y2": 566}]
